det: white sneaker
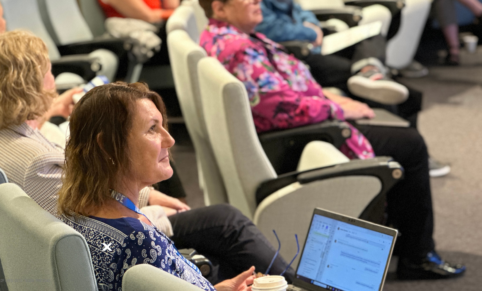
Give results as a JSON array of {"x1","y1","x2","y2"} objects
[
  {"x1": 347, "y1": 70, "x2": 409, "y2": 105},
  {"x1": 429, "y1": 158, "x2": 451, "y2": 178}
]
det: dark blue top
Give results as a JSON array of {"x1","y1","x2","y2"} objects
[{"x1": 61, "y1": 215, "x2": 215, "y2": 291}]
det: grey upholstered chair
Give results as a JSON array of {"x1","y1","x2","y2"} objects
[
  {"x1": 76, "y1": 0, "x2": 175, "y2": 92},
  {"x1": 123, "y1": 264, "x2": 203, "y2": 291},
  {"x1": 36, "y1": 0, "x2": 147, "y2": 83},
  {"x1": 167, "y1": 27, "x2": 228, "y2": 205},
  {"x1": 0, "y1": 183, "x2": 98, "y2": 291},
  {"x1": 0, "y1": 0, "x2": 102, "y2": 86},
  {"x1": 166, "y1": 2, "x2": 201, "y2": 42},
  {"x1": 198, "y1": 57, "x2": 404, "y2": 266}
]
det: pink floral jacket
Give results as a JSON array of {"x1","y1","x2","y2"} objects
[{"x1": 200, "y1": 19, "x2": 374, "y2": 159}]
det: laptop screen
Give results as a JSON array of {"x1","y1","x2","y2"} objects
[{"x1": 295, "y1": 213, "x2": 395, "y2": 291}]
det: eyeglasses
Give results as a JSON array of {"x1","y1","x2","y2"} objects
[{"x1": 265, "y1": 230, "x2": 300, "y2": 276}]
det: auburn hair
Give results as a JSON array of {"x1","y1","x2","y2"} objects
[{"x1": 57, "y1": 82, "x2": 168, "y2": 216}]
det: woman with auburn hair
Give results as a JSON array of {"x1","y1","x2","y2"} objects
[
  {"x1": 58, "y1": 82, "x2": 291, "y2": 290},
  {"x1": 197, "y1": 0, "x2": 466, "y2": 281},
  {"x1": 0, "y1": 31, "x2": 294, "y2": 288}
]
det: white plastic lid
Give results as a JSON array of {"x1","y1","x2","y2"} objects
[{"x1": 252, "y1": 276, "x2": 287, "y2": 290}]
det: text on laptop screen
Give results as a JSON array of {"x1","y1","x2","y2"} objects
[{"x1": 296, "y1": 214, "x2": 394, "y2": 291}]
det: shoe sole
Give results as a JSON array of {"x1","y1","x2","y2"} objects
[
  {"x1": 429, "y1": 165, "x2": 451, "y2": 178},
  {"x1": 347, "y1": 76, "x2": 409, "y2": 105},
  {"x1": 397, "y1": 269, "x2": 465, "y2": 280}
]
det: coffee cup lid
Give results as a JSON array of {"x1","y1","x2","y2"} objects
[{"x1": 252, "y1": 276, "x2": 287, "y2": 289}]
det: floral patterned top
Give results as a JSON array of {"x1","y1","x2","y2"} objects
[
  {"x1": 61, "y1": 215, "x2": 215, "y2": 291},
  {"x1": 200, "y1": 19, "x2": 374, "y2": 159}
]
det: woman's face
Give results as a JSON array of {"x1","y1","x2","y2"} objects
[
  {"x1": 43, "y1": 63, "x2": 55, "y2": 91},
  {"x1": 0, "y1": 4, "x2": 6, "y2": 34},
  {"x1": 125, "y1": 98, "x2": 175, "y2": 188},
  {"x1": 213, "y1": 0, "x2": 263, "y2": 33}
]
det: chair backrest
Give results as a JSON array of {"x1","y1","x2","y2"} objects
[
  {"x1": 1, "y1": 0, "x2": 61, "y2": 60},
  {"x1": 166, "y1": 3, "x2": 200, "y2": 42},
  {"x1": 168, "y1": 29, "x2": 228, "y2": 206},
  {"x1": 198, "y1": 57, "x2": 277, "y2": 219},
  {"x1": 123, "y1": 264, "x2": 202, "y2": 291},
  {"x1": 78, "y1": 0, "x2": 107, "y2": 38},
  {"x1": 37, "y1": 0, "x2": 94, "y2": 45},
  {"x1": 186, "y1": 0, "x2": 209, "y2": 36},
  {"x1": 386, "y1": 0, "x2": 431, "y2": 68},
  {"x1": 0, "y1": 183, "x2": 98, "y2": 291},
  {"x1": 0, "y1": 169, "x2": 8, "y2": 184}
]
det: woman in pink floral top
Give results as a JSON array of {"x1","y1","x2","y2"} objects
[
  {"x1": 201, "y1": 17, "x2": 374, "y2": 160},
  {"x1": 197, "y1": 0, "x2": 467, "y2": 280}
]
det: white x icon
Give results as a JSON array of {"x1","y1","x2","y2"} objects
[{"x1": 102, "y1": 243, "x2": 112, "y2": 252}]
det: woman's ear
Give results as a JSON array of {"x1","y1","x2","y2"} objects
[
  {"x1": 211, "y1": 1, "x2": 227, "y2": 20},
  {"x1": 96, "y1": 132, "x2": 108, "y2": 156}
]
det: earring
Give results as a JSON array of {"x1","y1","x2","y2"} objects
[{"x1": 109, "y1": 157, "x2": 115, "y2": 166}]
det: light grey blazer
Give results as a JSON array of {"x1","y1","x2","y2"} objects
[{"x1": 0, "y1": 123, "x2": 150, "y2": 216}]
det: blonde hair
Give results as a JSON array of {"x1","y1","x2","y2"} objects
[
  {"x1": 58, "y1": 82, "x2": 168, "y2": 217},
  {"x1": 0, "y1": 30, "x2": 57, "y2": 129}
]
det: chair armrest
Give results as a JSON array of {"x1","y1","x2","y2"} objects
[
  {"x1": 57, "y1": 38, "x2": 132, "y2": 58},
  {"x1": 344, "y1": 0, "x2": 405, "y2": 16},
  {"x1": 178, "y1": 249, "x2": 213, "y2": 277},
  {"x1": 279, "y1": 41, "x2": 314, "y2": 57},
  {"x1": 310, "y1": 6, "x2": 363, "y2": 27},
  {"x1": 258, "y1": 121, "x2": 351, "y2": 174},
  {"x1": 123, "y1": 264, "x2": 204, "y2": 291},
  {"x1": 256, "y1": 156, "x2": 403, "y2": 205},
  {"x1": 51, "y1": 55, "x2": 101, "y2": 81}
]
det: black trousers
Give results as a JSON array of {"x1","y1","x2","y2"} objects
[
  {"x1": 356, "y1": 125, "x2": 435, "y2": 259},
  {"x1": 296, "y1": 35, "x2": 423, "y2": 129},
  {"x1": 297, "y1": 35, "x2": 388, "y2": 91},
  {"x1": 168, "y1": 204, "x2": 295, "y2": 284}
]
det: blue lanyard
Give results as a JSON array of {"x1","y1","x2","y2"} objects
[
  {"x1": 110, "y1": 189, "x2": 202, "y2": 275},
  {"x1": 110, "y1": 189, "x2": 150, "y2": 220}
]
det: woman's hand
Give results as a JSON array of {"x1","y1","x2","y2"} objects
[
  {"x1": 38, "y1": 87, "x2": 82, "y2": 128},
  {"x1": 340, "y1": 100, "x2": 375, "y2": 120},
  {"x1": 148, "y1": 189, "x2": 191, "y2": 213},
  {"x1": 214, "y1": 266, "x2": 256, "y2": 291},
  {"x1": 50, "y1": 87, "x2": 83, "y2": 118},
  {"x1": 303, "y1": 21, "x2": 323, "y2": 47}
]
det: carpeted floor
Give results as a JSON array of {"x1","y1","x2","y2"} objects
[{"x1": 170, "y1": 49, "x2": 482, "y2": 290}]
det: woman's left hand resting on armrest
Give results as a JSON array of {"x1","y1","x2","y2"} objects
[
  {"x1": 148, "y1": 189, "x2": 190, "y2": 216},
  {"x1": 323, "y1": 89, "x2": 375, "y2": 120},
  {"x1": 215, "y1": 266, "x2": 256, "y2": 291}
]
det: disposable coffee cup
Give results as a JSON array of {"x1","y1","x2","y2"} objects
[
  {"x1": 252, "y1": 276, "x2": 288, "y2": 291},
  {"x1": 463, "y1": 35, "x2": 478, "y2": 53}
]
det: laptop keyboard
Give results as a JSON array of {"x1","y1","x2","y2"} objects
[{"x1": 287, "y1": 285, "x2": 306, "y2": 291}]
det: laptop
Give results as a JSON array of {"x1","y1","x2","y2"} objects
[
  {"x1": 288, "y1": 208, "x2": 397, "y2": 291},
  {"x1": 322, "y1": 21, "x2": 383, "y2": 55}
]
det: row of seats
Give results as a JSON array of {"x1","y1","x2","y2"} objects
[
  {"x1": 166, "y1": 0, "x2": 404, "y2": 264},
  {"x1": 0, "y1": 0, "x2": 174, "y2": 92},
  {"x1": 0, "y1": 0, "x2": 449, "y2": 289}
]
